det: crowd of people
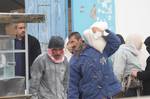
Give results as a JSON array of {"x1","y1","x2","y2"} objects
[{"x1": 11, "y1": 22, "x2": 150, "y2": 99}]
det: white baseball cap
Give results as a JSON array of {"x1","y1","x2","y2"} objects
[{"x1": 91, "y1": 21, "x2": 108, "y2": 31}]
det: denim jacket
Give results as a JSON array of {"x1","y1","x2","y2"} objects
[{"x1": 67, "y1": 32, "x2": 121, "y2": 99}]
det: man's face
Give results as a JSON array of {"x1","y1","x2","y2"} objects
[
  {"x1": 16, "y1": 23, "x2": 26, "y2": 38},
  {"x1": 51, "y1": 48, "x2": 64, "y2": 60},
  {"x1": 68, "y1": 36, "x2": 82, "y2": 54}
]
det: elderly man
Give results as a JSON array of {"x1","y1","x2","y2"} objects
[
  {"x1": 67, "y1": 30, "x2": 121, "y2": 99},
  {"x1": 83, "y1": 21, "x2": 108, "y2": 53},
  {"x1": 30, "y1": 36, "x2": 68, "y2": 99}
]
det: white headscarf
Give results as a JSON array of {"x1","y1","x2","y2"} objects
[
  {"x1": 90, "y1": 21, "x2": 108, "y2": 31},
  {"x1": 126, "y1": 33, "x2": 143, "y2": 51},
  {"x1": 83, "y1": 21, "x2": 108, "y2": 52}
]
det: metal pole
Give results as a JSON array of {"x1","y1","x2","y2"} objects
[{"x1": 25, "y1": 24, "x2": 29, "y2": 94}]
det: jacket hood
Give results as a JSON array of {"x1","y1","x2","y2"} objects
[
  {"x1": 126, "y1": 33, "x2": 143, "y2": 51},
  {"x1": 120, "y1": 44, "x2": 139, "y2": 56}
]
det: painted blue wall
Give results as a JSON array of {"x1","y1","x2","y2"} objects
[
  {"x1": 25, "y1": 0, "x2": 68, "y2": 43},
  {"x1": 72, "y1": 0, "x2": 116, "y2": 35}
]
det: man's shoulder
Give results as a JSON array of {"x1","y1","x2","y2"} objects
[
  {"x1": 63, "y1": 56, "x2": 69, "y2": 64},
  {"x1": 73, "y1": 48, "x2": 96, "y2": 61},
  {"x1": 28, "y1": 34, "x2": 39, "y2": 42},
  {"x1": 28, "y1": 34, "x2": 37, "y2": 39},
  {"x1": 82, "y1": 46, "x2": 98, "y2": 56},
  {"x1": 35, "y1": 53, "x2": 47, "y2": 60}
]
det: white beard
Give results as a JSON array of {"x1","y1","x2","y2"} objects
[
  {"x1": 93, "y1": 32, "x2": 102, "y2": 39},
  {"x1": 83, "y1": 29, "x2": 106, "y2": 53}
]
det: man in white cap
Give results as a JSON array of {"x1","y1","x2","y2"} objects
[
  {"x1": 67, "y1": 30, "x2": 121, "y2": 99},
  {"x1": 83, "y1": 21, "x2": 109, "y2": 53}
]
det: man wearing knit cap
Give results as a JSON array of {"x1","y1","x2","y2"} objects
[{"x1": 30, "y1": 36, "x2": 68, "y2": 99}]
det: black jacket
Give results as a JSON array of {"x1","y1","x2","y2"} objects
[
  {"x1": 15, "y1": 34, "x2": 41, "y2": 78},
  {"x1": 137, "y1": 56, "x2": 150, "y2": 95}
]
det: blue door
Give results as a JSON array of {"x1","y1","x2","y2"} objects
[
  {"x1": 25, "y1": 0, "x2": 68, "y2": 44},
  {"x1": 72, "y1": 0, "x2": 116, "y2": 34}
]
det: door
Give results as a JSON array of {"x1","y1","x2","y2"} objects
[{"x1": 25, "y1": 0, "x2": 68, "y2": 44}]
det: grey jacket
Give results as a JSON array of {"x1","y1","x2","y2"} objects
[
  {"x1": 111, "y1": 44, "x2": 142, "y2": 82},
  {"x1": 29, "y1": 53, "x2": 68, "y2": 99}
]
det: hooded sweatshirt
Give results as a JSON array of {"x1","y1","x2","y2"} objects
[
  {"x1": 111, "y1": 34, "x2": 143, "y2": 82},
  {"x1": 112, "y1": 44, "x2": 142, "y2": 82}
]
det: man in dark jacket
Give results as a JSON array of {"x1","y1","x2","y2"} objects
[
  {"x1": 15, "y1": 23, "x2": 41, "y2": 78},
  {"x1": 131, "y1": 36, "x2": 150, "y2": 95},
  {"x1": 67, "y1": 30, "x2": 121, "y2": 99}
]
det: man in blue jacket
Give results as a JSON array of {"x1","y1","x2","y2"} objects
[{"x1": 67, "y1": 30, "x2": 121, "y2": 99}]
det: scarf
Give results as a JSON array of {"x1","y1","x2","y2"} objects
[{"x1": 47, "y1": 49, "x2": 64, "y2": 63}]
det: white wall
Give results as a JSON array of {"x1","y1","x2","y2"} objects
[
  {"x1": 115, "y1": 0, "x2": 150, "y2": 69},
  {"x1": 115, "y1": 0, "x2": 150, "y2": 38}
]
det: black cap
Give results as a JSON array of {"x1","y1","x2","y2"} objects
[
  {"x1": 48, "y1": 36, "x2": 64, "y2": 49},
  {"x1": 144, "y1": 36, "x2": 150, "y2": 47}
]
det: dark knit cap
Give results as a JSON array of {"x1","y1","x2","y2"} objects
[
  {"x1": 48, "y1": 36, "x2": 64, "y2": 49},
  {"x1": 144, "y1": 36, "x2": 150, "y2": 47}
]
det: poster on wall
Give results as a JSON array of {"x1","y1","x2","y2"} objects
[{"x1": 72, "y1": 0, "x2": 116, "y2": 35}]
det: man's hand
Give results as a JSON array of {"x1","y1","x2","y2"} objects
[{"x1": 131, "y1": 69, "x2": 139, "y2": 77}]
